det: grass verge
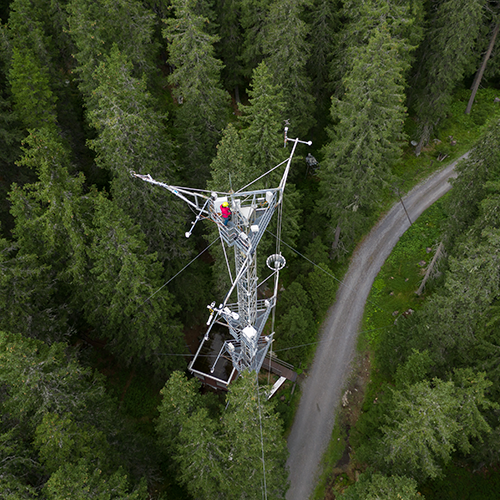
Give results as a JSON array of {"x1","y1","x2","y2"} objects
[{"x1": 311, "y1": 420, "x2": 348, "y2": 500}]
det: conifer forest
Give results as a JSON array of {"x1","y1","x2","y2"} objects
[{"x1": 2, "y1": 0, "x2": 500, "y2": 498}]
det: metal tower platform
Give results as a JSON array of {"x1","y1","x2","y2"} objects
[{"x1": 132, "y1": 129, "x2": 311, "y2": 389}]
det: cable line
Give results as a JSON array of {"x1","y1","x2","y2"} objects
[
  {"x1": 138, "y1": 236, "x2": 220, "y2": 308},
  {"x1": 255, "y1": 372, "x2": 268, "y2": 500},
  {"x1": 266, "y1": 230, "x2": 384, "y2": 311}
]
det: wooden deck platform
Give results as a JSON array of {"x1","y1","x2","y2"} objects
[{"x1": 261, "y1": 355, "x2": 298, "y2": 382}]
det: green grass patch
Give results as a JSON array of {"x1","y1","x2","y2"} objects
[
  {"x1": 362, "y1": 196, "x2": 448, "y2": 348},
  {"x1": 382, "y1": 88, "x2": 500, "y2": 212},
  {"x1": 310, "y1": 420, "x2": 348, "y2": 500}
]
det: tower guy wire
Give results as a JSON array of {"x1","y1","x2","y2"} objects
[{"x1": 137, "y1": 236, "x2": 220, "y2": 309}]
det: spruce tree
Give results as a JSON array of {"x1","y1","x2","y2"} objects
[
  {"x1": 305, "y1": 0, "x2": 342, "y2": 100},
  {"x1": 82, "y1": 191, "x2": 185, "y2": 373},
  {"x1": 330, "y1": 0, "x2": 424, "y2": 97},
  {"x1": 8, "y1": 47, "x2": 58, "y2": 131},
  {"x1": 86, "y1": 46, "x2": 189, "y2": 265},
  {"x1": 444, "y1": 118, "x2": 500, "y2": 247},
  {"x1": 66, "y1": 0, "x2": 157, "y2": 95},
  {"x1": 239, "y1": 62, "x2": 287, "y2": 184},
  {"x1": 163, "y1": 0, "x2": 230, "y2": 186},
  {"x1": 410, "y1": 0, "x2": 486, "y2": 154},
  {"x1": 9, "y1": 127, "x2": 185, "y2": 372},
  {"x1": 319, "y1": 24, "x2": 409, "y2": 258},
  {"x1": 378, "y1": 373, "x2": 496, "y2": 481},
  {"x1": 238, "y1": 0, "x2": 272, "y2": 78},
  {"x1": 262, "y1": 0, "x2": 315, "y2": 136},
  {"x1": 215, "y1": 0, "x2": 246, "y2": 96},
  {"x1": 206, "y1": 123, "x2": 249, "y2": 295},
  {"x1": 157, "y1": 370, "x2": 288, "y2": 499},
  {"x1": 0, "y1": 331, "x2": 149, "y2": 499}
]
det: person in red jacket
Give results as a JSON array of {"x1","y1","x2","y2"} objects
[{"x1": 220, "y1": 201, "x2": 231, "y2": 226}]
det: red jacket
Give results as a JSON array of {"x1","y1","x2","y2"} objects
[{"x1": 220, "y1": 205, "x2": 231, "y2": 219}]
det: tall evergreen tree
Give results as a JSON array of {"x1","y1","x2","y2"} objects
[
  {"x1": 238, "y1": 0, "x2": 272, "y2": 78},
  {"x1": 410, "y1": 0, "x2": 486, "y2": 154},
  {"x1": 0, "y1": 331, "x2": 149, "y2": 499},
  {"x1": 376, "y1": 372, "x2": 496, "y2": 481},
  {"x1": 86, "y1": 47, "x2": 189, "y2": 265},
  {"x1": 444, "y1": 118, "x2": 500, "y2": 247},
  {"x1": 305, "y1": 0, "x2": 342, "y2": 100},
  {"x1": 205, "y1": 63, "x2": 301, "y2": 298},
  {"x1": 206, "y1": 123, "x2": 250, "y2": 295},
  {"x1": 8, "y1": 127, "x2": 185, "y2": 372},
  {"x1": 276, "y1": 282, "x2": 316, "y2": 365},
  {"x1": 262, "y1": 0, "x2": 315, "y2": 136},
  {"x1": 330, "y1": 0, "x2": 424, "y2": 97},
  {"x1": 239, "y1": 62, "x2": 288, "y2": 184},
  {"x1": 5, "y1": 128, "x2": 86, "y2": 342},
  {"x1": 5, "y1": 0, "x2": 53, "y2": 67},
  {"x1": 81, "y1": 191, "x2": 185, "y2": 372},
  {"x1": 163, "y1": 0, "x2": 230, "y2": 186},
  {"x1": 8, "y1": 47, "x2": 58, "y2": 131},
  {"x1": 6, "y1": 0, "x2": 74, "y2": 77},
  {"x1": 157, "y1": 370, "x2": 288, "y2": 499},
  {"x1": 319, "y1": 24, "x2": 409, "y2": 258},
  {"x1": 66, "y1": 0, "x2": 157, "y2": 95},
  {"x1": 215, "y1": 0, "x2": 245, "y2": 97}
]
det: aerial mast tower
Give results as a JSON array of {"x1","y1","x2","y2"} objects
[{"x1": 132, "y1": 130, "x2": 311, "y2": 388}]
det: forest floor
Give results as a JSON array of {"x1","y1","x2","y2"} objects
[{"x1": 285, "y1": 155, "x2": 468, "y2": 500}]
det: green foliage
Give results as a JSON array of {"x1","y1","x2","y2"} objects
[
  {"x1": 157, "y1": 371, "x2": 203, "y2": 449},
  {"x1": 86, "y1": 46, "x2": 189, "y2": 264},
  {"x1": 157, "y1": 370, "x2": 288, "y2": 499},
  {"x1": 34, "y1": 413, "x2": 108, "y2": 474},
  {"x1": 240, "y1": 61, "x2": 287, "y2": 179},
  {"x1": 377, "y1": 373, "x2": 496, "y2": 481},
  {"x1": 331, "y1": 0, "x2": 423, "y2": 96},
  {"x1": 262, "y1": 0, "x2": 315, "y2": 136},
  {"x1": 44, "y1": 462, "x2": 148, "y2": 500},
  {"x1": 66, "y1": 0, "x2": 157, "y2": 95},
  {"x1": 276, "y1": 282, "x2": 316, "y2": 364},
  {"x1": 411, "y1": 0, "x2": 486, "y2": 150},
  {"x1": 305, "y1": 0, "x2": 342, "y2": 99},
  {"x1": 0, "y1": 331, "x2": 152, "y2": 497},
  {"x1": 363, "y1": 199, "x2": 445, "y2": 349},
  {"x1": 340, "y1": 471, "x2": 423, "y2": 500},
  {"x1": 311, "y1": 419, "x2": 348, "y2": 500},
  {"x1": 394, "y1": 349, "x2": 432, "y2": 388},
  {"x1": 0, "y1": 92, "x2": 22, "y2": 165},
  {"x1": 305, "y1": 262, "x2": 338, "y2": 319},
  {"x1": 9, "y1": 47, "x2": 58, "y2": 130},
  {"x1": 238, "y1": 0, "x2": 272, "y2": 77},
  {"x1": 445, "y1": 117, "x2": 500, "y2": 247},
  {"x1": 239, "y1": 61, "x2": 302, "y2": 252},
  {"x1": 0, "y1": 332, "x2": 111, "y2": 426},
  {"x1": 81, "y1": 192, "x2": 185, "y2": 373},
  {"x1": 215, "y1": 0, "x2": 245, "y2": 91},
  {"x1": 319, "y1": 21, "x2": 410, "y2": 257},
  {"x1": 421, "y1": 463, "x2": 500, "y2": 500},
  {"x1": 7, "y1": 127, "x2": 185, "y2": 373},
  {"x1": 163, "y1": 0, "x2": 230, "y2": 185}
]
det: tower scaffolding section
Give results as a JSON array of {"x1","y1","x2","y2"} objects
[{"x1": 132, "y1": 129, "x2": 311, "y2": 388}]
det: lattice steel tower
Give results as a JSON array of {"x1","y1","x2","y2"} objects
[{"x1": 132, "y1": 130, "x2": 311, "y2": 388}]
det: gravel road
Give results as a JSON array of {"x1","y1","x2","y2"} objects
[{"x1": 285, "y1": 154, "x2": 469, "y2": 500}]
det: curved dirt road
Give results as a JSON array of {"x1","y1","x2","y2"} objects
[{"x1": 285, "y1": 154, "x2": 469, "y2": 500}]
